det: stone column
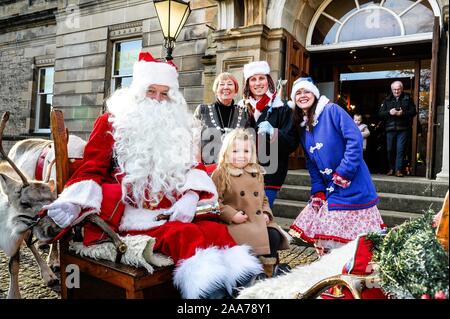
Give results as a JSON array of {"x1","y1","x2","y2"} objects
[
  {"x1": 245, "y1": 0, "x2": 267, "y2": 26},
  {"x1": 218, "y1": 0, "x2": 236, "y2": 30},
  {"x1": 436, "y1": 17, "x2": 449, "y2": 182},
  {"x1": 213, "y1": 25, "x2": 286, "y2": 98}
]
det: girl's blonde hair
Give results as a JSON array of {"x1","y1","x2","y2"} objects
[{"x1": 214, "y1": 128, "x2": 264, "y2": 195}]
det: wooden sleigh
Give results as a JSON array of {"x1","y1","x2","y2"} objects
[
  {"x1": 50, "y1": 109, "x2": 178, "y2": 299},
  {"x1": 297, "y1": 191, "x2": 449, "y2": 299}
]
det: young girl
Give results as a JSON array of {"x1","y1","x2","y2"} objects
[
  {"x1": 211, "y1": 129, "x2": 290, "y2": 277},
  {"x1": 289, "y1": 77, "x2": 385, "y2": 256},
  {"x1": 353, "y1": 114, "x2": 370, "y2": 152}
]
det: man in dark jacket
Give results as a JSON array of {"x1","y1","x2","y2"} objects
[{"x1": 378, "y1": 81, "x2": 417, "y2": 177}]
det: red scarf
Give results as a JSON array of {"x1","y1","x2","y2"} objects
[{"x1": 255, "y1": 94, "x2": 272, "y2": 112}]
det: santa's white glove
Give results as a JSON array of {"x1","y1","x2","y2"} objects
[
  {"x1": 43, "y1": 202, "x2": 81, "y2": 228},
  {"x1": 169, "y1": 191, "x2": 200, "y2": 223},
  {"x1": 258, "y1": 121, "x2": 275, "y2": 137}
]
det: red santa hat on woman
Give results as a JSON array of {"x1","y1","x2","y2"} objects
[
  {"x1": 130, "y1": 51, "x2": 179, "y2": 95},
  {"x1": 243, "y1": 60, "x2": 271, "y2": 81}
]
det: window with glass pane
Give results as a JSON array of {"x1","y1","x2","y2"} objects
[
  {"x1": 112, "y1": 39, "x2": 142, "y2": 92},
  {"x1": 35, "y1": 67, "x2": 54, "y2": 132},
  {"x1": 338, "y1": 9, "x2": 402, "y2": 42},
  {"x1": 311, "y1": 0, "x2": 434, "y2": 46}
]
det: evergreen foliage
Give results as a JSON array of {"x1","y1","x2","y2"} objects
[{"x1": 368, "y1": 211, "x2": 449, "y2": 299}]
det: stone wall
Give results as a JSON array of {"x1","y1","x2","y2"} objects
[
  {"x1": 0, "y1": 0, "x2": 57, "y2": 151},
  {"x1": 1, "y1": 0, "x2": 217, "y2": 141},
  {"x1": 143, "y1": 0, "x2": 217, "y2": 110},
  {"x1": 52, "y1": 0, "x2": 217, "y2": 136},
  {"x1": 212, "y1": 25, "x2": 286, "y2": 102}
]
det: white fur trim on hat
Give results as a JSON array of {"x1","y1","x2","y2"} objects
[
  {"x1": 290, "y1": 79, "x2": 320, "y2": 101},
  {"x1": 130, "y1": 60, "x2": 179, "y2": 95},
  {"x1": 243, "y1": 61, "x2": 271, "y2": 81}
]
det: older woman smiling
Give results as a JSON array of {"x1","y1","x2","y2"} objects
[{"x1": 194, "y1": 72, "x2": 253, "y2": 168}]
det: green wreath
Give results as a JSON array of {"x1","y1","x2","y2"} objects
[{"x1": 368, "y1": 210, "x2": 449, "y2": 299}]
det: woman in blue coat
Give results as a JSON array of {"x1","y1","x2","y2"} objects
[{"x1": 288, "y1": 77, "x2": 385, "y2": 255}]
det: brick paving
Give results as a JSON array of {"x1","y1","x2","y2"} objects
[
  {"x1": 0, "y1": 244, "x2": 60, "y2": 299},
  {"x1": 1, "y1": 242, "x2": 316, "y2": 299}
]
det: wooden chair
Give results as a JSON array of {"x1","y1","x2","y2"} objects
[{"x1": 50, "y1": 109, "x2": 178, "y2": 299}]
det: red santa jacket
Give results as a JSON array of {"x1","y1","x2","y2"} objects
[{"x1": 53, "y1": 113, "x2": 218, "y2": 245}]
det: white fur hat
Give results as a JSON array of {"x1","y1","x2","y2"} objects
[
  {"x1": 243, "y1": 61, "x2": 271, "y2": 81},
  {"x1": 290, "y1": 77, "x2": 320, "y2": 102},
  {"x1": 130, "y1": 52, "x2": 179, "y2": 94}
]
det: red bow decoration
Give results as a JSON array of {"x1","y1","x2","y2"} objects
[{"x1": 138, "y1": 52, "x2": 178, "y2": 70}]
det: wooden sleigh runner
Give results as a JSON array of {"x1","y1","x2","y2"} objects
[{"x1": 50, "y1": 109, "x2": 178, "y2": 299}]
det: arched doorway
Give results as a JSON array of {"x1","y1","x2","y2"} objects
[{"x1": 300, "y1": 0, "x2": 440, "y2": 177}]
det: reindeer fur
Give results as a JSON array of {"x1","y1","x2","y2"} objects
[
  {"x1": 0, "y1": 163, "x2": 58, "y2": 298},
  {"x1": 7, "y1": 135, "x2": 86, "y2": 271}
]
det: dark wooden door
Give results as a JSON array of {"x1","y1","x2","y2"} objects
[
  {"x1": 425, "y1": 17, "x2": 440, "y2": 179},
  {"x1": 285, "y1": 32, "x2": 310, "y2": 169}
]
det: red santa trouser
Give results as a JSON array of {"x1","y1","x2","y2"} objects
[
  {"x1": 81, "y1": 182, "x2": 236, "y2": 264},
  {"x1": 127, "y1": 221, "x2": 236, "y2": 264}
]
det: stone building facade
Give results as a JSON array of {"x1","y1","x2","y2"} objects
[{"x1": 0, "y1": 0, "x2": 448, "y2": 179}]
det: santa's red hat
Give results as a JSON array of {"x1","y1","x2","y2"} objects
[{"x1": 130, "y1": 52, "x2": 179, "y2": 93}]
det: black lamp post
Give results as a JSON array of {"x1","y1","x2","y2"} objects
[{"x1": 153, "y1": 0, "x2": 191, "y2": 61}]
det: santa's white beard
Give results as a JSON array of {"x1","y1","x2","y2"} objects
[{"x1": 107, "y1": 88, "x2": 197, "y2": 207}]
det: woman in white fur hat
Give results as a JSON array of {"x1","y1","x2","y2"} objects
[
  {"x1": 289, "y1": 77, "x2": 385, "y2": 255},
  {"x1": 238, "y1": 61, "x2": 298, "y2": 209}
]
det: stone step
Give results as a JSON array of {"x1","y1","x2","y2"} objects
[
  {"x1": 278, "y1": 184, "x2": 444, "y2": 214},
  {"x1": 273, "y1": 216, "x2": 296, "y2": 232},
  {"x1": 272, "y1": 198, "x2": 422, "y2": 228},
  {"x1": 284, "y1": 170, "x2": 448, "y2": 198}
]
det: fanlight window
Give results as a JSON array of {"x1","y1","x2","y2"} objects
[{"x1": 310, "y1": 0, "x2": 434, "y2": 46}]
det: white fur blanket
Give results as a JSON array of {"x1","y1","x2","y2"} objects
[
  {"x1": 237, "y1": 240, "x2": 358, "y2": 299},
  {"x1": 70, "y1": 235, "x2": 173, "y2": 273}
]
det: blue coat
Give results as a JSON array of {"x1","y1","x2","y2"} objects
[{"x1": 299, "y1": 97, "x2": 379, "y2": 211}]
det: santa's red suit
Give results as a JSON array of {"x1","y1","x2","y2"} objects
[{"x1": 50, "y1": 52, "x2": 262, "y2": 299}]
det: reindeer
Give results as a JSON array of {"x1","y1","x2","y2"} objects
[
  {"x1": 0, "y1": 112, "x2": 60, "y2": 299},
  {"x1": 7, "y1": 134, "x2": 86, "y2": 271}
]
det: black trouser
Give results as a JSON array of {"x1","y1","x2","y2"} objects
[
  {"x1": 386, "y1": 130, "x2": 408, "y2": 172},
  {"x1": 264, "y1": 227, "x2": 282, "y2": 258}
]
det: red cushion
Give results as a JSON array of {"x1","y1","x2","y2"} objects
[{"x1": 321, "y1": 235, "x2": 387, "y2": 299}]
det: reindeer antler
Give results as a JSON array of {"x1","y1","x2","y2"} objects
[{"x1": 0, "y1": 112, "x2": 30, "y2": 186}]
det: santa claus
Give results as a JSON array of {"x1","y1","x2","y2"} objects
[{"x1": 43, "y1": 52, "x2": 262, "y2": 299}]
